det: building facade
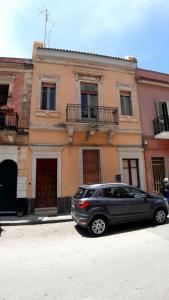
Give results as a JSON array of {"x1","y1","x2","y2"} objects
[
  {"x1": 0, "y1": 57, "x2": 32, "y2": 214},
  {"x1": 136, "y1": 68, "x2": 169, "y2": 194},
  {"x1": 27, "y1": 42, "x2": 146, "y2": 214}
]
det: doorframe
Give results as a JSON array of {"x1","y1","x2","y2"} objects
[
  {"x1": 79, "y1": 147, "x2": 103, "y2": 185},
  {"x1": 119, "y1": 147, "x2": 146, "y2": 190},
  {"x1": 31, "y1": 146, "x2": 62, "y2": 198}
]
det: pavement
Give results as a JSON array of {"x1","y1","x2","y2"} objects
[{"x1": 0, "y1": 214, "x2": 73, "y2": 226}]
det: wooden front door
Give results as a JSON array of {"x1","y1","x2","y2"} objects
[
  {"x1": 36, "y1": 159, "x2": 57, "y2": 208},
  {"x1": 83, "y1": 149, "x2": 101, "y2": 184}
]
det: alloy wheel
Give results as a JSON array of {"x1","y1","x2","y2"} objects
[
  {"x1": 155, "y1": 210, "x2": 166, "y2": 224},
  {"x1": 91, "y1": 219, "x2": 106, "y2": 235}
]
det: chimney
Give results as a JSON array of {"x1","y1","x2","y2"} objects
[
  {"x1": 32, "y1": 41, "x2": 44, "y2": 60},
  {"x1": 125, "y1": 55, "x2": 137, "y2": 63}
]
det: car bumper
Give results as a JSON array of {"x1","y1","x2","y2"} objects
[{"x1": 71, "y1": 212, "x2": 89, "y2": 228}]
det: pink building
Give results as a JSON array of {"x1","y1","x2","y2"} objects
[
  {"x1": 0, "y1": 57, "x2": 32, "y2": 214},
  {"x1": 136, "y1": 68, "x2": 169, "y2": 194}
]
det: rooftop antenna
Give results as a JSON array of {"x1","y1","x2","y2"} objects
[
  {"x1": 39, "y1": 6, "x2": 49, "y2": 47},
  {"x1": 38, "y1": 6, "x2": 55, "y2": 48},
  {"x1": 48, "y1": 29, "x2": 52, "y2": 48}
]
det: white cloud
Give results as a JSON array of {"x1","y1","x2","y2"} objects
[{"x1": 0, "y1": 0, "x2": 32, "y2": 57}]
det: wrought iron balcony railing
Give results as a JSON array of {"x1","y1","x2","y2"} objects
[
  {"x1": 66, "y1": 104, "x2": 119, "y2": 125},
  {"x1": 0, "y1": 111, "x2": 19, "y2": 131},
  {"x1": 153, "y1": 116, "x2": 169, "y2": 135}
]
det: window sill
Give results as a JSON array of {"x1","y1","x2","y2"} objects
[
  {"x1": 119, "y1": 116, "x2": 138, "y2": 122},
  {"x1": 34, "y1": 110, "x2": 60, "y2": 118}
]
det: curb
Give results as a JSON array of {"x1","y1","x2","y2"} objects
[{"x1": 0, "y1": 215, "x2": 73, "y2": 226}]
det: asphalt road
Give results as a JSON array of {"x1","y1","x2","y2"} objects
[{"x1": 1, "y1": 219, "x2": 169, "y2": 300}]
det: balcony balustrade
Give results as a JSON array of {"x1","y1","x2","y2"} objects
[
  {"x1": 0, "y1": 111, "x2": 19, "y2": 131},
  {"x1": 66, "y1": 104, "x2": 119, "y2": 125}
]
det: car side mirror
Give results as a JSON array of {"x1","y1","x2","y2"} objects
[{"x1": 142, "y1": 194, "x2": 148, "y2": 200}]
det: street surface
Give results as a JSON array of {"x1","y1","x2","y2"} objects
[{"x1": 0, "y1": 219, "x2": 169, "y2": 300}]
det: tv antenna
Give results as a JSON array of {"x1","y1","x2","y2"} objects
[{"x1": 39, "y1": 6, "x2": 54, "y2": 47}]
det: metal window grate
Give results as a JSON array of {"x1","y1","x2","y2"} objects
[{"x1": 83, "y1": 149, "x2": 101, "y2": 184}]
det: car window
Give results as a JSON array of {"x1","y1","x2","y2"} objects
[
  {"x1": 85, "y1": 189, "x2": 96, "y2": 198},
  {"x1": 73, "y1": 188, "x2": 96, "y2": 199},
  {"x1": 99, "y1": 188, "x2": 120, "y2": 198},
  {"x1": 119, "y1": 187, "x2": 146, "y2": 198},
  {"x1": 73, "y1": 188, "x2": 86, "y2": 199}
]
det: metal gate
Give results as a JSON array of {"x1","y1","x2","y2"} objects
[
  {"x1": 0, "y1": 160, "x2": 17, "y2": 212},
  {"x1": 152, "y1": 157, "x2": 165, "y2": 192}
]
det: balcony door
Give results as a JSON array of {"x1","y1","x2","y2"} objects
[{"x1": 80, "y1": 82, "x2": 98, "y2": 120}]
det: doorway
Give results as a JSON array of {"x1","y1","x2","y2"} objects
[
  {"x1": 0, "y1": 159, "x2": 17, "y2": 212},
  {"x1": 35, "y1": 159, "x2": 57, "y2": 208}
]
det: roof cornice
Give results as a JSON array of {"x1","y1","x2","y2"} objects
[
  {"x1": 35, "y1": 48, "x2": 137, "y2": 70},
  {"x1": 136, "y1": 76, "x2": 169, "y2": 87}
]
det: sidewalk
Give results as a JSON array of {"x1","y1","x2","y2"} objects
[{"x1": 0, "y1": 214, "x2": 73, "y2": 226}]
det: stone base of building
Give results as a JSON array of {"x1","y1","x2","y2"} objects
[{"x1": 28, "y1": 197, "x2": 71, "y2": 215}]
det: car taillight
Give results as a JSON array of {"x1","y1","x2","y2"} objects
[{"x1": 76, "y1": 201, "x2": 91, "y2": 209}]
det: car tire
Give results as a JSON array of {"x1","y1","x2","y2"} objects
[
  {"x1": 153, "y1": 208, "x2": 167, "y2": 225},
  {"x1": 88, "y1": 216, "x2": 108, "y2": 236}
]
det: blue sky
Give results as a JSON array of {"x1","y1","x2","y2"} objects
[{"x1": 0, "y1": 0, "x2": 169, "y2": 73}]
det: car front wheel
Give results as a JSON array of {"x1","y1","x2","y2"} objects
[
  {"x1": 153, "y1": 209, "x2": 167, "y2": 225},
  {"x1": 88, "y1": 216, "x2": 108, "y2": 236}
]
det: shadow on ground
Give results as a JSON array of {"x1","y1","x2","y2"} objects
[
  {"x1": 75, "y1": 217, "x2": 169, "y2": 238},
  {"x1": 0, "y1": 226, "x2": 4, "y2": 237}
]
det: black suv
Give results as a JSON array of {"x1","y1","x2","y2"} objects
[{"x1": 71, "y1": 183, "x2": 169, "y2": 236}]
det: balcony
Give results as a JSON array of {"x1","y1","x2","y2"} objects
[
  {"x1": 0, "y1": 111, "x2": 19, "y2": 132},
  {"x1": 66, "y1": 104, "x2": 119, "y2": 125},
  {"x1": 153, "y1": 116, "x2": 169, "y2": 139}
]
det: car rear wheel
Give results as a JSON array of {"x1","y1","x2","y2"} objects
[
  {"x1": 88, "y1": 216, "x2": 108, "y2": 236},
  {"x1": 153, "y1": 209, "x2": 167, "y2": 225}
]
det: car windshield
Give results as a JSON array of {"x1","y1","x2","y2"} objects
[{"x1": 73, "y1": 188, "x2": 96, "y2": 199}]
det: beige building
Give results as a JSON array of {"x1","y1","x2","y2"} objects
[{"x1": 28, "y1": 41, "x2": 146, "y2": 214}]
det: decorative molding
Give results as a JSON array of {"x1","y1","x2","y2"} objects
[
  {"x1": 108, "y1": 130, "x2": 114, "y2": 145},
  {"x1": 118, "y1": 146, "x2": 146, "y2": 190},
  {"x1": 75, "y1": 71, "x2": 102, "y2": 82},
  {"x1": 36, "y1": 48, "x2": 137, "y2": 70},
  {"x1": 31, "y1": 147, "x2": 62, "y2": 198},
  {"x1": 34, "y1": 110, "x2": 61, "y2": 118},
  {"x1": 67, "y1": 125, "x2": 74, "y2": 144},
  {"x1": 36, "y1": 73, "x2": 60, "y2": 111}
]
